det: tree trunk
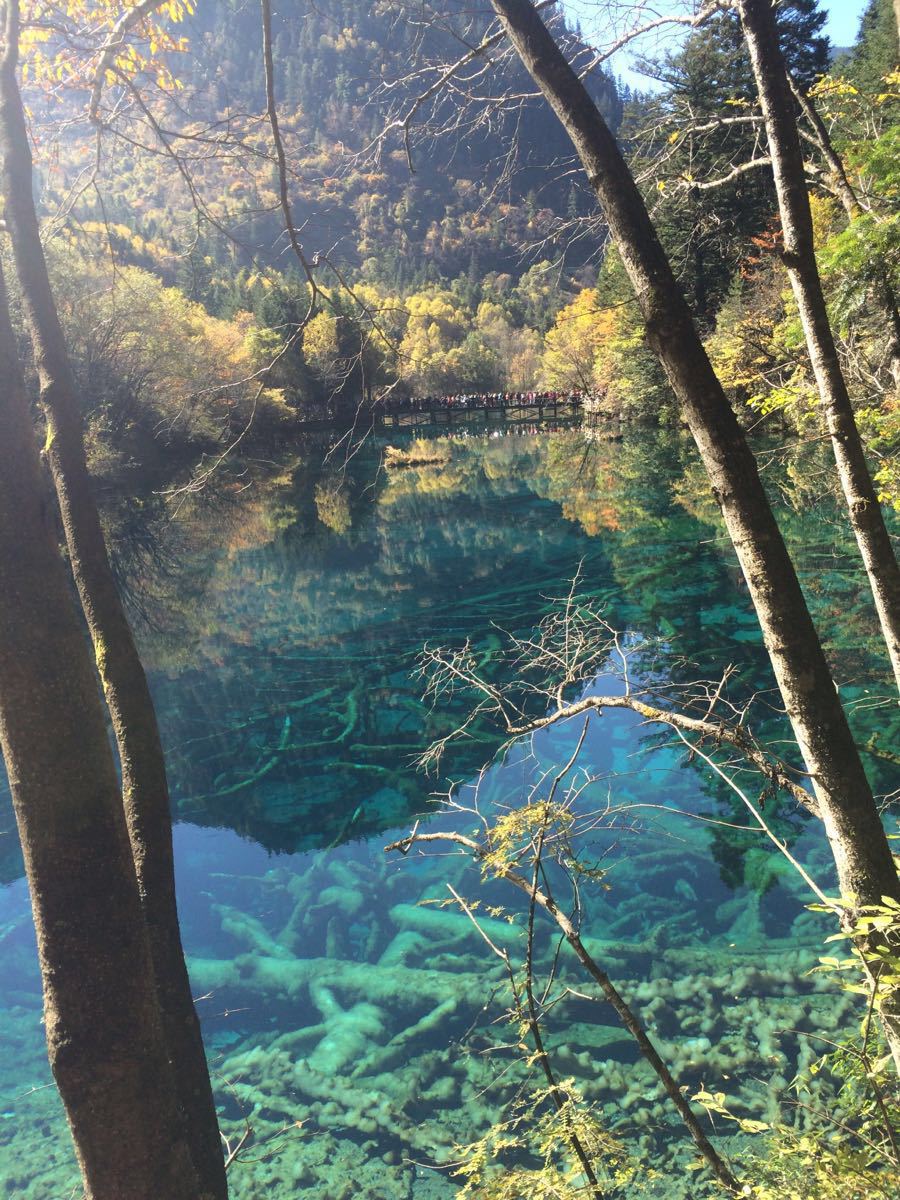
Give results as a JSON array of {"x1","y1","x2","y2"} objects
[
  {"x1": 0, "y1": 6, "x2": 226, "y2": 1194},
  {"x1": 738, "y1": 0, "x2": 900, "y2": 696},
  {"x1": 739, "y1": 0, "x2": 900, "y2": 696},
  {"x1": 486, "y1": 0, "x2": 900, "y2": 1053},
  {"x1": 0, "y1": 260, "x2": 202, "y2": 1200},
  {"x1": 790, "y1": 68, "x2": 900, "y2": 388},
  {"x1": 788, "y1": 73, "x2": 900, "y2": 389}
]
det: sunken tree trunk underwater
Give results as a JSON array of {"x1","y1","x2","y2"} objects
[
  {"x1": 0, "y1": 2, "x2": 226, "y2": 1194},
  {"x1": 485, "y1": 0, "x2": 900, "y2": 1060},
  {"x1": 0, "y1": 259, "x2": 202, "y2": 1200},
  {"x1": 738, "y1": 0, "x2": 900, "y2": 696}
]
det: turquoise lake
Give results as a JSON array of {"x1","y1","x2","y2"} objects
[{"x1": 1, "y1": 424, "x2": 897, "y2": 1197}]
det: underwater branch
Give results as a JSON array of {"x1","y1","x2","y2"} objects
[{"x1": 385, "y1": 826, "x2": 740, "y2": 1193}]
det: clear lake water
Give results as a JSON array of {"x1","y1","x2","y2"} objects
[{"x1": 0, "y1": 422, "x2": 897, "y2": 1197}]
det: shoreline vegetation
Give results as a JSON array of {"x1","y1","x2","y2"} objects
[{"x1": 16, "y1": 212, "x2": 894, "y2": 512}]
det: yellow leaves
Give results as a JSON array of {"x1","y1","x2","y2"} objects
[
  {"x1": 810, "y1": 74, "x2": 859, "y2": 99},
  {"x1": 481, "y1": 801, "x2": 575, "y2": 877},
  {"x1": 541, "y1": 288, "x2": 614, "y2": 392},
  {"x1": 19, "y1": 0, "x2": 191, "y2": 124},
  {"x1": 302, "y1": 310, "x2": 340, "y2": 370},
  {"x1": 333, "y1": 26, "x2": 358, "y2": 53},
  {"x1": 46, "y1": 241, "x2": 271, "y2": 454},
  {"x1": 692, "y1": 1088, "x2": 770, "y2": 1135},
  {"x1": 159, "y1": 0, "x2": 193, "y2": 22},
  {"x1": 398, "y1": 289, "x2": 470, "y2": 391},
  {"x1": 875, "y1": 71, "x2": 900, "y2": 104},
  {"x1": 806, "y1": 73, "x2": 865, "y2": 124},
  {"x1": 808, "y1": 192, "x2": 838, "y2": 249}
]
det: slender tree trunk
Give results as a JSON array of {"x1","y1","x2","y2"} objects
[
  {"x1": 788, "y1": 73, "x2": 900, "y2": 389},
  {"x1": 0, "y1": 6, "x2": 226, "y2": 1194},
  {"x1": 486, "y1": 0, "x2": 900, "y2": 1055},
  {"x1": 738, "y1": 0, "x2": 900, "y2": 696},
  {"x1": 0, "y1": 260, "x2": 201, "y2": 1200},
  {"x1": 789, "y1": 74, "x2": 861, "y2": 218}
]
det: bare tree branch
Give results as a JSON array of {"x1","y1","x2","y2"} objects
[{"x1": 385, "y1": 823, "x2": 740, "y2": 1192}]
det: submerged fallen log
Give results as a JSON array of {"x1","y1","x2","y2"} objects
[{"x1": 188, "y1": 949, "x2": 503, "y2": 1008}]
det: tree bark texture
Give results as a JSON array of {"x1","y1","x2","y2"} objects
[
  {"x1": 486, "y1": 0, "x2": 899, "y2": 908},
  {"x1": 0, "y1": 261, "x2": 202, "y2": 1200},
  {"x1": 738, "y1": 0, "x2": 900, "y2": 697},
  {"x1": 0, "y1": 4, "x2": 226, "y2": 1194}
]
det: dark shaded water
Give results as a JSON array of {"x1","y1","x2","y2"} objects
[{"x1": 0, "y1": 425, "x2": 897, "y2": 1197}]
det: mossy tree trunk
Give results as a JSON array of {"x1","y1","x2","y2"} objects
[
  {"x1": 486, "y1": 0, "x2": 900, "y2": 1056},
  {"x1": 0, "y1": 3, "x2": 226, "y2": 1193},
  {"x1": 0, "y1": 259, "x2": 202, "y2": 1200},
  {"x1": 738, "y1": 0, "x2": 900, "y2": 696}
]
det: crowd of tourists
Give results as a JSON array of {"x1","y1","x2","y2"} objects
[{"x1": 376, "y1": 388, "x2": 583, "y2": 415}]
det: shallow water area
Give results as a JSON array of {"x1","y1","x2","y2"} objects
[{"x1": 0, "y1": 424, "x2": 896, "y2": 1197}]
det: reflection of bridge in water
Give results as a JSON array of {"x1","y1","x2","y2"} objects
[
  {"x1": 377, "y1": 395, "x2": 583, "y2": 430},
  {"x1": 291, "y1": 396, "x2": 586, "y2": 434}
]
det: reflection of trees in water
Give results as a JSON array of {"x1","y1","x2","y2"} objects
[
  {"x1": 144, "y1": 437, "x2": 608, "y2": 852},
  {"x1": 3, "y1": 427, "x2": 893, "y2": 883},
  {"x1": 125, "y1": 430, "x2": 900, "y2": 851}
]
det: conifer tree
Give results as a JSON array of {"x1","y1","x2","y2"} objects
[
  {"x1": 632, "y1": 1, "x2": 829, "y2": 321},
  {"x1": 841, "y1": 0, "x2": 900, "y2": 91}
]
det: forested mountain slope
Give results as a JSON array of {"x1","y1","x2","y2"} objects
[
  {"x1": 79, "y1": 0, "x2": 622, "y2": 296},
  {"x1": 27, "y1": 0, "x2": 898, "y2": 430}
]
